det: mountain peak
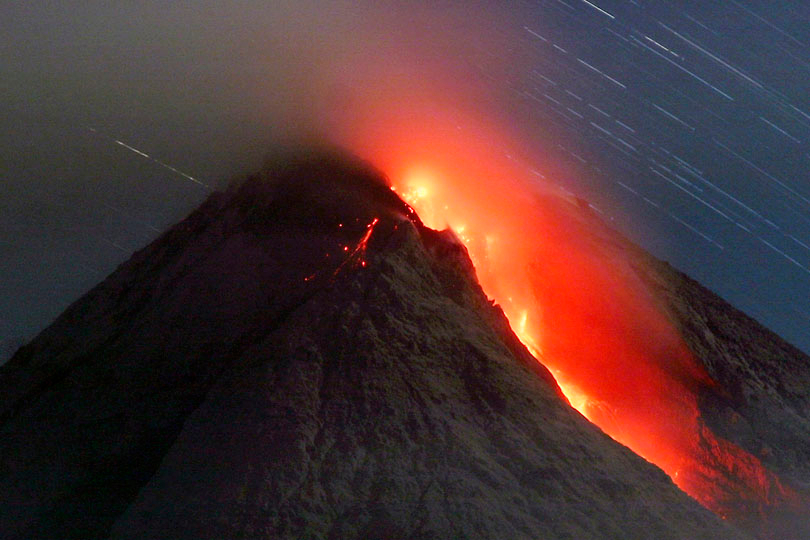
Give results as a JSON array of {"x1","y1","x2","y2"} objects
[{"x1": 0, "y1": 151, "x2": 787, "y2": 539}]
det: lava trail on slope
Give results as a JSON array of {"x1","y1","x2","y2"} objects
[{"x1": 347, "y1": 119, "x2": 809, "y2": 535}]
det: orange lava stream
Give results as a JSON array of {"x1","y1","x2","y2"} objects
[
  {"x1": 339, "y1": 111, "x2": 800, "y2": 527},
  {"x1": 334, "y1": 218, "x2": 380, "y2": 277}
]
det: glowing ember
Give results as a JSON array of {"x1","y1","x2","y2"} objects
[{"x1": 334, "y1": 217, "x2": 380, "y2": 278}]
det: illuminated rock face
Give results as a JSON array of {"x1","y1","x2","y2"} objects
[
  {"x1": 639, "y1": 254, "x2": 810, "y2": 538},
  {"x1": 0, "y1": 152, "x2": 760, "y2": 539},
  {"x1": 388, "y1": 154, "x2": 810, "y2": 538}
]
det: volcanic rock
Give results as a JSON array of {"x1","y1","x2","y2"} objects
[
  {"x1": 638, "y1": 254, "x2": 810, "y2": 537},
  {"x1": 0, "y1": 151, "x2": 753, "y2": 539}
]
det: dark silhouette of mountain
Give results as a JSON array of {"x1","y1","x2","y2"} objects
[
  {"x1": 0, "y1": 150, "x2": 794, "y2": 539},
  {"x1": 0, "y1": 337, "x2": 26, "y2": 367}
]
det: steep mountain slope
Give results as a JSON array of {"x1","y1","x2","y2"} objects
[
  {"x1": 0, "y1": 153, "x2": 745, "y2": 539},
  {"x1": 389, "y1": 159, "x2": 810, "y2": 540},
  {"x1": 493, "y1": 193, "x2": 810, "y2": 539},
  {"x1": 0, "y1": 337, "x2": 25, "y2": 366},
  {"x1": 638, "y1": 253, "x2": 810, "y2": 536}
]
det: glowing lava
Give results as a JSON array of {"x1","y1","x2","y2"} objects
[
  {"x1": 338, "y1": 111, "x2": 801, "y2": 529},
  {"x1": 334, "y1": 217, "x2": 380, "y2": 277},
  {"x1": 392, "y1": 162, "x2": 802, "y2": 527}
]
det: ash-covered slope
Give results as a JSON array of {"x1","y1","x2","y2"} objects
[
  {"x1": 648, "y1": 260, "x2": 810, "y2": 486},
  {"x1": 542, "y1": 201, "x2": 810, "y2": 539},
  {"x1": 638, "y1": 254, "x2": 810, "y2": 536},
  {"x1": 0, "y1": 152, "x2": 744, "y2": 539}
]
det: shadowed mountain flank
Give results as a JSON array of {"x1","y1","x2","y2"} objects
[{"x1": 1, "y1": 151, "x2": 750, "y2": 539}]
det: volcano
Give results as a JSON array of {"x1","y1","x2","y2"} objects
[{"x1": 1, "y1": 151, "x2": 807, "y2": 539}]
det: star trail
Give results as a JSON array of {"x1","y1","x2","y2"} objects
[
  {"x1": 1, "y1": 1, "x2": 809, "y2": 354},
  {"x1": 470, "y1": 0, "x2": 810, "y2": 350}
]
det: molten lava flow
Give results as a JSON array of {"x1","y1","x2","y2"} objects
[
  {"x1": 334, "y1": 217, "x2": 380, "y2": 277},
  {"x1": 337, "y1": 111, "x2": 802, "y2": 528}
]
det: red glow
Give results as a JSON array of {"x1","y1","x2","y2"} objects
[
  {"x1": 339, "y1": 110, "x2": 802, "y2": 528},
  {"x1": 334, "y1": 217, "x2": 380, "y2": 278}
]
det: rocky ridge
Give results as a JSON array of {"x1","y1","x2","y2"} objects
[{"x1": 0, "y1": 152, "x2": 756, "y2": 539}]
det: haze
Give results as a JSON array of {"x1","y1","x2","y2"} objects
[{"x1": 2, "y1": 0, "x2": 810, "y2": 356}]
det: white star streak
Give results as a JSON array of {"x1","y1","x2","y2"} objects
[
  {"x1": 760, "y1": 238, "x2": 810, "y2": 275},
  {"x1": 577, "y1": 58, "x2": 626, "y2": 89},
  {"x1": 759, "y1": 116, "x2": 801, "y2": 144},
  {"x1": 524, "y1": 26, "x2": 548, "y2": 42},
  {"x1": 688, "y1": 172, "x2": 767, "y2": 223},
  {"x1": 614, "y1": 119, "x2": 635, "y2": 132},
  {"x1": 668, "y1": 210, "x2": 725, "y2": 250},
  {"x1": 590, "y1": 121, "x2": 612, "y2": 136},
  {"x1": 786, "y1": 104, "x2": 810, "y2": 128},
  {"x1": 618, "y1": 177, "x2": 725, "y2": 249},
  {"x1": 91, "y1": 127, "x2": 209, "y2": 189},
  {"x1": 659, "y1": 23, "x2": 765, "y2": 90},
  {"x1": 651, "y1": 103, "x2": 695, "y2": 131},
  {"x1": 649, "y1": 167, "x2": 734, "y2": 223},
  {"x1": 579, "y1": 0, "x2": 615, "y2": 19},
  {"x1": 566, "y1": 89, "x2": 583, "y2": 101},
  {"x1": 588, "y1": 103, "x2": 610, "y2": 117},
  {"x1": 682, "y1": 13, "x2": 718, "y2": 35},
  {"x1": 629, "y1": 36, "x2": 734, "y2": 101},
  {"x1": 713, "y1": 139, "x2": 810, "y2": 208},
  {"x1": 567, "y1": 107, "x2": 584, "y2": 119},
  {"x1": 115, "y1": 140, "x2": 150, "y2": 159},
  {"x1": 617, "y1": 181, "x2": 638, "y2": 195},
  {"x1": 790, "y1": 235, "x2": 810, "y2": 254},
  {"x1": 643, "y1": 35, "x2": 680, "y2": 58},
  {"x1": 728, "y1": 0, "x2": 805, "y2": 46}
]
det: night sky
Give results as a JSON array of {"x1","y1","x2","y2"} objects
[{"x1": 2, "y1": 1, "x2": 809, "y2": 358}]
